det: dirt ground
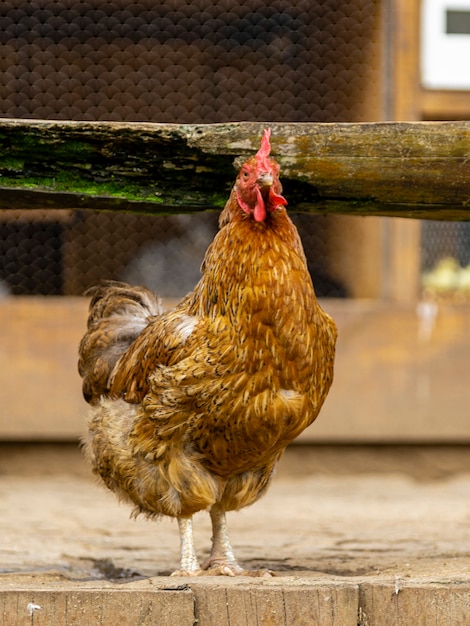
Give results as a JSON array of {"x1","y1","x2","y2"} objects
[{"x1": 1, "y1": 443, "x2": 470, "y2": 587}]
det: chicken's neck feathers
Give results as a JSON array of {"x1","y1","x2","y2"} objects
[{"x1": 186, "y1": 207, "x2": 315, "y2": 324}]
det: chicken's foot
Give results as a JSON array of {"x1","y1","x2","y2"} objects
[
  {"x1": 201, "y1": 504, "x2": 244, "y2": 576},
  {"x1": 172, "y1": 509, "x2": 273, "y2": 577},
  {"x1": 171, "y1": 516, "x2": 202, "y2": 576},
  {"x1": 200, "y1": 504, "x2": 271, "y2": 577}
]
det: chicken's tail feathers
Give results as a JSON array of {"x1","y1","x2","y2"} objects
[
  {"x1": 84, "y1": 280, "x2": 162, "y2": 326},
  {"x1": 78, "y1": 281, "x2": 162, "y2": 404}
]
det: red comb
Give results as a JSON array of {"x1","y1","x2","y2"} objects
[{"x1": 255, "y1": 129, "x2": 272, "y2": 170}]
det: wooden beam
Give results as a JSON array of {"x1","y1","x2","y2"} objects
[
  {"x1": 0, "y1": 119, "x2": 469, "y2": 220},
  {"x1": 421, "y1": 90, "x2": 470, "y2": 120}
]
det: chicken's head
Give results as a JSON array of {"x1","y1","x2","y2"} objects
[{"x1": 235, "y1": 129, "x2": 287, "y2": 223}]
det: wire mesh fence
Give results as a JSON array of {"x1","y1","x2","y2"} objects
[{"x1": 1, "y1": 0, "x2": 378, "y2": 123}]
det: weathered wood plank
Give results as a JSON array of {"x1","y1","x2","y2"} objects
[
  {"x1": 4, "y1": 580, "x2": 470, "y2": 626},
  {"x1": 191, "y1": 582, "x2": 359, "y2": 626},
  {"x1": 359, "y1": 582, "x2": 470, "y2": 626},
  {"x1": 0, "y1": 588, "x2": 195, "y2": 626},
  {"x1": 0, "y1": 119, "x2": 469, "y2": 219}
]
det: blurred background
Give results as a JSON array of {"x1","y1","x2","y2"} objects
[{"x1": 0, "y1": 0, "x2": 469, "y2": 442}]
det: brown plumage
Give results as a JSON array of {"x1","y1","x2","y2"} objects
[{"x1": 78, "y1": 129, "x2": 337, "y2": 576}]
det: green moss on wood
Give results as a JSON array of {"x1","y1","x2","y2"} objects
[{"x1": 0, "y1": 173, "x2": 168, "y2": 204}]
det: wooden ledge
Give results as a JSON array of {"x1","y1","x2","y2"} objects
[{"x1": 0, "y1": 119, "x2": 469, "y2": 219}]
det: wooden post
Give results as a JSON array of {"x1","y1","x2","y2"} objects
[{"x1": 386, "y1": 0, "x2": 423, "y2": 302}]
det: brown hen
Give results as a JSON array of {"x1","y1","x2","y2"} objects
[{"x1": 78, "y1": 129, "x2": 337, "y2": 576}]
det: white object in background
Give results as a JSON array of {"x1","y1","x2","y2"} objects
[{"x1": 421, "y1": 0, "x2": 470, "y2": 89}]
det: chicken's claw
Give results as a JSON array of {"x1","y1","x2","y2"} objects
[
  {"x1": 201, "y1": 554, "x2": 275, "y2": 577},
  {"x1": 170, "y1": 568, "x2": 203, "y2": 577},
  {"x1": 202, "y1": 562, "x2": 274, "y2": 577}
]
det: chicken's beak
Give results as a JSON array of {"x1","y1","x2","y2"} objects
[{"x1": 256, "y1": 172, "x2": 273, "y2": 188}]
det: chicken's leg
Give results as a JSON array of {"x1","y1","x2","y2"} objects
[
  {"x1": 171, "y1": 516, "x2": 202, "y2": 576},
  {"x1": 173, "y1": 508, "x2": 272, "y2": 577},
  {"x1": 202, "y1": 504, "x2": 244, "y2": 575}
]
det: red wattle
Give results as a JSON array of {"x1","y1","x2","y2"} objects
[
  {"x1": 269, "y1": 189, "x2": 287, "y2": 207},
  {"x1": 253, "y1": 187, "x2": 267, "y2": 222}
]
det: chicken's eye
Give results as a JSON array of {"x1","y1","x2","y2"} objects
[{"x1": 241, "y1": 170, "x2": 250, "y2": 179}]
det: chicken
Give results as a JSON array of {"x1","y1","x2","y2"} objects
[{"x1": 78, "y1": 129, "x2": 337, "y2": 576}]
